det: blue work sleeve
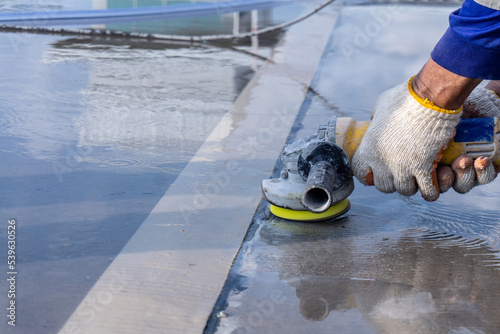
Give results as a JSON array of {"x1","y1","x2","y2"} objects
[{"x1": 431, "y1": 0, "x2": 500, "y2": 80}]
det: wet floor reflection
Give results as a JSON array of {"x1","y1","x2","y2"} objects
[
  {"x1": 91, "y1": 0, "x2": 307, "y2": 37},
  {"x1": 213, "y1": 193, "x2": 500, "y2": 333},
  {"x1": 0, "y1": 3, "x2": 289, "y2": 331},
  {"x1": 0, "y1": 0, "x2": 91, "y2": 12},
  {"x1": 273, "y1": 216, "x2": 500, "y2": 333},
  {"x1": 0, "y1": 33, "x2": 265, "y2": 163}
]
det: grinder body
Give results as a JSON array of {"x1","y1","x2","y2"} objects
[{"x1": 262, "y1": 116, "x2": 500, "y2": 221}]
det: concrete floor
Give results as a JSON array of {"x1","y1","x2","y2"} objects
[
  {"x1": 0, "y1": 32, "x2": 256, "y2": 333},
  {"x1": 1, "y1": 1, "x2": 500, "y2": 334},
  {"x1": 0, "y1": 1, "x2": 320, "y2": 333},
  {"x1": 209, "y1": 4, "x2": 500, "y2": 334}
]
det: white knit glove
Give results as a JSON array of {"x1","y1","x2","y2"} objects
[
  {"x1": 445, "y1": 87, "x2": 500, "y2": 194},
  {"x1": 463, "y1": 87, "x2": 500, "y2": 118},
  {"x1": 352, "y1": 78, "x2": 462, "y2": 201}
]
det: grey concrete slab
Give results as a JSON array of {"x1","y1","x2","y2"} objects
[
  {"x1": 56, "y1": 2, "x2": 340, "y2": 334},
  {"x1": 211, "y1": 4, "x2": 500, "y2": 334},
  {"x1": 0, "y1": 4, "x2": 290, "y2": 333},
  {"x1": 0, "y1": 36, "x2": 252, "y2": 333}
]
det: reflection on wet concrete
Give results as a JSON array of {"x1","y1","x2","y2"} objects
[
  {"x1": 0, "y1": 0, "x2": 91, "y2": 12},
  {"x1": 214, "y1": 194, "x2": 500, "y2": 333},
  {"x1": 272, "y1": 213, "x2": 500, "y2": 332},
  {"x1": 0, "y1": 33, "x2": 266, "y2": 162},
  {"x1": 91, "y1": 0, "x2": 305, "y2": 37},
  {"x1": 211, "y1": 4, "x2": 500, "y2": 334},
  {"x1": 0, "y1": 4, "x2": 285, "y2": 331}
]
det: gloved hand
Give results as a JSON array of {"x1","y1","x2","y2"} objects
[
  {"x1": 438, "y1": 86, "x2": 500, "y2": 194},
  {"x1": 463, "y1": 86, "x2": 500, "y2": 118},
  {"x1": 352, "y1": 77, "x2": 462, "y2": 201}
]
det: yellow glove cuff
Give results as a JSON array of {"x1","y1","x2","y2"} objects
[{"x1": 408, "y1": 76, "x2": 462, "y2": 115}]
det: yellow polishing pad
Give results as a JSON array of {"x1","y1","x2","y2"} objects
[{"x1": 270, "y1": 199, "x2": 350, "y2": 222}]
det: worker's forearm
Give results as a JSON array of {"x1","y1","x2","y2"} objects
[{"x1": 412, "y1": 58, "x2": 482, "y2": 110}]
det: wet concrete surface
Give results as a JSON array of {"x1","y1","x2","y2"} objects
[
  {"x1": 0, "y1": 0, "x2": 91, "y2": 12},
  {"x1": 210, "y1": 4, "x2": 500, "y2": 334},
  {"x1": 0, "y1": 1, "x2": 300, "y2": 332},
  {"x1": 1, "y1": 1, "x2": 499, "y2": 333},
  {"x1": 0, "y1": 36, "x2": 247, "y2": 333}
]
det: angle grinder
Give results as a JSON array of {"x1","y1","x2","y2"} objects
[{"x1": 262, "y1": 116, "x2": 500, "y2": 222}]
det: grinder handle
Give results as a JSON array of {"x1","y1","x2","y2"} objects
[{"x1": 335, "y1": 117, "x2": 500, "y2": 166}]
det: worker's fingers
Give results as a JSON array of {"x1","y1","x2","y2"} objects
[
  {"x1": 373, "y1": 170, "x2": 396, "y2": 194},
  {"x1": 444, "y1": 156, "x2": 497, "y2": 195},
  {"x1": 452, "y1": 155, "x2": 475, "y2": 193},
  {"x1": 437, "y1": 166, "x2": 454, "y2": 193},
  {"x1": 474, "y1": 156, "x2": 497, "y2": 185},
  {"x1": 394, "y1": 174, "x2": 418, "y2": 197},
  {"x1": 416, "y1": 172, "x2": 440, "y2": 202},
  {"x1": 352, "y1": 154, "x2": 374, "y2": 186}
]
